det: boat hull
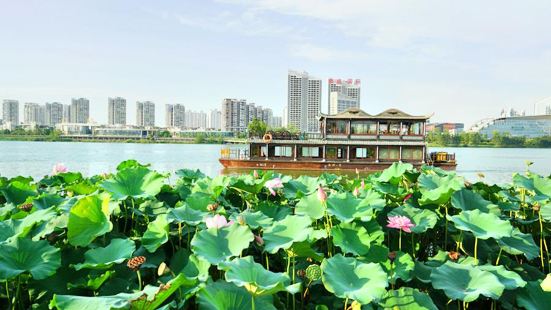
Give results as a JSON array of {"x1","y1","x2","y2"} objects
[{"x1": 219, "y1": 158, "x2": 456, "y2": 171}]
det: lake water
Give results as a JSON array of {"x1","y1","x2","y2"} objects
[{"x1": 0, "y1": 141, "x2": 550, "y2": 184}]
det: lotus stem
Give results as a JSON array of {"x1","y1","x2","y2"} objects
[
  {"x1": 543, "y1": 236, "x2": 550, "y2": 272},
  {"x1": 136, "y1": 270, "x2": 143, "y2": 291},
  {"x1": 14, "y1": 275, "x2": 21, "y2": 310},
  {"x1": 292, "y1": 255, "x2": 296, "y2": 310},
  {"x1": 265, "y1": 253, "x2": 270, "y2": 271},
  {"x1": 399, "y1": 230, "x2": 402, "y2": 251},
  {"x1": 495, "y1": 248, "x2": 503, "y2": 265},
  {"x1": 539, "y1": 212, "x2": 545, "y2": 271},
  {"x1": 178, "y1": 223, "x2": 182, "y2": 248},
  {"x1": 411, "y1": 233, "x2": 415, "y2": 258},
  {"x1": 251, "y1": 295, "x2": 255, "y2": 310},
  {"x1": 474, "y1": 237, "x2": 478, "y2": 261},
  {"x1": 5, "y1": 281, "x2": 10, "y2": 308},
  {"x1": 444, "y1": 204, "x2": 449, "y2": 250},
  {"x1": 344, "y1": 297, "x2": 349, "y2": 310}
]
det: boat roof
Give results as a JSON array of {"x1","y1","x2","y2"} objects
[{"x1": 319, "y1": 107, "x2": 432, "y2": 121}]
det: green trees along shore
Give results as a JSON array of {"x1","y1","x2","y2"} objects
[{"x1": 427, "y1": 131, "x2": 551, "y2": 148}]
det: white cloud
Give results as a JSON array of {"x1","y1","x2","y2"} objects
[{"x1": 290, "y1": 43, "x2": 368, "y2": 62}]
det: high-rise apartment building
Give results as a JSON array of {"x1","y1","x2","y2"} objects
[
  {"x1": 208, "y1": 109, "x2": 222, "y2": 130},
  {"x1": 270, "y1": 116, "x2": 283, "y2": 128},
  {"x1": 136, "y1": 101, "x2": 155, "y2": 127},
  {"x1": 2, "y1": 99, "x2": 19, "y2": 125},
  {"x1": 70, "y1": 98, "x2": 90, "y2": 123},
  {"x1": 165, "y1": 104, "x2": 186, "y2": 128},
  {"x1": 287, "y1": 70, "x2": 322, "y2": 132},
  {"x1": 62, "y1": 104, "x2": 71, "y2": 123},
  {"x1": 185, "y1": 110, "x2": 207, "y2": 129},
  {"x1": 222, "y1": 99, "x2": 273, "y2": 133},
  {"x1": 108, "y1": 97, "x2": 127, "y2": 125},
  {"x1": 24, "y1": 103, "x2": 45, "y2": 125},
  {"x1": 328, "y1": 78, "x2": 361, "y2": 114},
  {"x1": 45, "y1": 102, "x2": 63, "y2": 126}
]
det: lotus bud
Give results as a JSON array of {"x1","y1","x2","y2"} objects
[
  {"x1": 388, "y1": 251, "x2": 397, "y2": 263},
  {"x1": 254, "y1": 234, "x2": 264, "y2": 246},
  {"x1": 533, "y1": 203, "x2": 540, "y2": 211},
  {"x1": 52, "y1": 163, "x2": 68, "y2": 175},
  {"x1": 157, "y1": 262, "x2": 171, "y2": 276},
  {"x1": 355, "y1": 168, "x2": 359, "y2": 175},
  {"x1": 353, "y1": 187, "x2": 360, "y2": 197},
  {"x1": 317, "y1": 185, "x2": 327, "y2": 202},
  {"x1": 403, "y1": 193, "x2": 412, "y2": 203},
  {"x1": 448, "y1": 251, "x2": 460, "y2": 261},
  {"x1": 360, "y1": 179, "x2": 365, "y2": 189},
  {"x1": 253, "y1": 170, "x2": 259, "y2": 178},
  {"x1": 237, "y1": 215, "x2": 246, "y2": 225},
  {"x1": 19, "y1": 202, "x2": 33, "y2": 212},
  {"x1": 127, "y1": 256, "x2": 146, "y2": 271}
]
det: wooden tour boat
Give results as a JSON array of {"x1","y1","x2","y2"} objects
[{"x1": 219, "y1": 108, "x2": 456, "y2": 172}]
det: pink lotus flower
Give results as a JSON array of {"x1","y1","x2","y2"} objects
[
  {"x1": 52, "y1": 163, "x2": 68, "y2": 175},
  {"x1": 353, "y1": 187, "x2": 360, "y2": 197},
  {"x1": 253, "y1": 170, "x2": 259, "y2": 178},
  {"x1": 317, "y1": 185, "x2": 327, "y2": 202},
  {"x1": 386, "y1": 215, "x2": 415, "y2": 233},
  {"x1": 265, "y1": 177, "x2": 283, "y2": 196},
  {"x1": 254, "y1": 235, "x2": 264, "y2": 246},
  {"x1": 205, "y1": 214, "x2": 234, "y2": 229},
  {"x1": 360, "y1": 179, "x2": 365, "y2": 189},
  {"x1": 403, "y1": 193, "x2": 413, "y2": 203}
]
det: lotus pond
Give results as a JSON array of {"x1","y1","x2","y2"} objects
[{"x1": 1, "y1": 160, "x2": 551, "y2": 309}]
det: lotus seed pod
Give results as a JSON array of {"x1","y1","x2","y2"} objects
[
  {"x1": 127, "y1": 256, "x2": 146, "y2": 271},
  {"x1": 19, "y1": 203, "x2": 33, "y2": 212},
  {"x1": 305, "y1": 264, "x2": 321, "y2": 281}
]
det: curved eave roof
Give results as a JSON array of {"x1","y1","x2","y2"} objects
[{"x1": 319, "y1": 107, "x2": 432, "y2": 120}]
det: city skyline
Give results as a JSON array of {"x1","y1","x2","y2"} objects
[{"x1": 1, "y1": 1, "x2": 551, "y2": 127}]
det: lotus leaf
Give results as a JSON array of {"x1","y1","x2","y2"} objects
[
  {"x1": 197, "y1": 280, "x2": 276, "y2": 310},
  {"x1": 130, "y1": 273, "x2": 198, "y2": 309},
  {"x1": 49, "y1": 292, "x2": 141, "y2": 310},
  {"x1": 73, "y1": 238, "x2": 136, "y2": 270},
  {"x1": 451, "y1": 188, "x2": 500, "y2": 214},
  {"x1": 222, "y1": 256, "x2": 291, "y2": 296},
  {"x1": 449, "y1": 209, "x2": 513, "y2": 240},
  {"x1": 327, "y1": 192, "x2": 373, "y2": 223},
  {"x1": 0, "y1": 179, "x2": 37, "y2": 205},
  {"x1": 0, "y1": 237, "x2": 61, "y2": 280},
  {"x1": 418, "y1": 174, "x2": 464, "y2": 205},
  {"x1": 230, "y1": 210, "x2": 273, "y2": 229},
  {"x1": 388, "y1": 205, "x2": 438, "y2": 233},
  {"x1": 262, "y1": 215, "x2": 313, "y2": 254},
  {"x1": 168, "y1": 203, "x2": 206, "y2": 226},
  {"x1": 142, "y1": 214, "x2": 171, "y2": 253},
  {"x1": 331, "y1": 222, "x2": 373, "y2": 256},
  {"x1": 377, "y1": 162, "x2": 414, "y2": 184},
  {"x1": 496, "y1": 227, "x2": 539, "y2": 259},
  {"x1": 516, "y1": 280, "x2": 551, "y2": 310},
  {"x1": 321, "y1": 254, "x2": 388, "y2": 305},
  {"x1": 430, "y1": 261, "x2": 505, "y2": 302},
  {"x1": 382, "y1": 251, "x2": 415, "y2": 283},
  {"x1": 191, "y1": 224, "x2": 253, "y2": 264},
  {"x1": 100, "y1": 166, "x2": 165, "y2": 200},
  {"x1": 295, "y1": 192, "x2": 325, "y2": 220},
  {"x1": 478, "y1": 265, "x2": 527, "y2": 290},
  {"x1": 67, "y1": 195, "x2": 112, "y2": 247},
  {"x1": 379, "y1": 287, "x2": 438, "y2": 310}
]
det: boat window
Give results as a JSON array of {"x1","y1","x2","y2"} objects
[
  {"x1": 274, "y1": 146, "x2": 292, "y2": 157},
  {"x1": 326, "y1": 120, "x2": 347, "y2": 134},
  {"x1": 409, "y1": 122, "x2": 423, "y2": 135},
  {"x1": 402, "y1": 147, "x2": 423, "y2": 160},
  {"x1": 356, "y1": 148, "x2": 368, "y2": 158},
  {"x1": 351, "y1": 121, "x2": 377, "y2": 135},
  {"x1": 378, "y1": 147, "x2": 400, "y2": 160},
  {"x1": 301, "y1": 147, "x2": 320, "y2": 157}
]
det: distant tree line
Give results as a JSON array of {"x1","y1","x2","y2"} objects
[{"x1": 427, "y1": 131, "x2": 551, "y2": 148}]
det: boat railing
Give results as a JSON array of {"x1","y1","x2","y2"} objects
[{"x1": 220, "y1": 148, "x2": 249, "y2": 160}]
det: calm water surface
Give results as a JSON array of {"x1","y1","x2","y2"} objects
[{"x1": 0, "y1": 141, "x2": 550, "y2": 184}]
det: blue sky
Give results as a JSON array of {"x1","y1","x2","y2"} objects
[{"x1": 1, "y1": 0, "x2": 551, "y2": 127}]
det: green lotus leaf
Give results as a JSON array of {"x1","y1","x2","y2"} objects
[
  {"x1": 290, "y1": 241, "x2": 325, "y2": 262},
  {"x1": 142, "y1": 214, "x2": 171, "y2": 253},
  {"x1": 168, "y1": 203, "x2": 206, "y2": 226},
  {"x1": 358, "y1": 190, "x2": 386, "y2": 211},
  {"x1": 185, "y1": 191, "x2": 214, "y2": 211},
  {"x1": 448, "y1": 209, "x2": 513, "y2": 240},
  {"x1": 378, "y1": 287, "x2": 438, "y2": 310},
  {"x1": 100, "y1": 166, "x2": 165, "y2": 200},
  {"x1": 430, "y1": 261, "x2": 504, "y2": 302},
  {"x1": 283, "y1": 175, "x2": 321, "y2": 200},
  {"x1": 327, "y1": 192, "x2": 373, "y2": 223},
  {"x1": 533, "y1": 175, "x2": 551, "y2": 198},
  {"x1": 0, "y1": 207, "x2": 57, "y2": 243},
  {"x1": 32, "y1": 193, "x2": 65, "y2": 209},
  {"x1": 321, "y1": 254, "x2": 388, "y2": 305},
  {"x1": 263, "y1": 215, "x2": 313, "y2": 254},
  {"x1": 331, "y1": 222, "x2": 374, "y2": 256},
  {"x1": 1, "y1": 179, "x2": 38, "y2": 205},
  {"x1": 516, "y1": 280, "x2": 551, "y2": 310},
  {"x1": 221, "y1": 256, "x2": 291, "y2": 296},
  {"x1": 382, "y1": 251, "x2": 415, "y2": 283},
  {"x1": 295, "y1": 192, "x2": 325, "y2": 220},
  {"x1": 50, "y1": 292, "x2": 141, "y2": 310},
  {"x1": 388, "y1": 205, "x2": 438, "y2": 233},
  {"x1": 451, "y1": 188, "x2": 500, "y2": 214},
  {"x1": 67, "y1": 270, "x2": 113, "y2": 290},
  {"x1": 377, "y1": 162, "x2": 414, "y2": 184},
  {"x1": 230, "y1": 210, "x2": 273, "y2": 229},
  {"x1": 541, "y1": 202, "x2": 551, "y2": 222},
  {"x1": 73, "y1": 238, "x2": 136, "y2": 270},
  {"x1": 496, "y1": 228, "x2": 539, "y2": 260},
  {"x1": 130, "y1": 273, "x2": 198, "y2": 309},
  {"x1": 478, "y1": 265, "x2": 527, "y2": 290},
  {"x1": 67, "y1": 195, "x2": 113, "y2": 247},
  {"x1": 418, "y1": 174, "x2": 464, "y2": 205},
  {"x1": 182, "y1": 254, "x2": 211, "y2": 282},
  {"x1": 191, "y1": 224, "x2": 253, "y2": 265},
  {"x1": 176, "y1": 168, "x2": 206, "y2": 182},
  {"x1": 0, "y1": 238, "x2": 61, "y2": 280},
  {"x1": 197, "y1": 280, "x2": 276, "y2": 310}
]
